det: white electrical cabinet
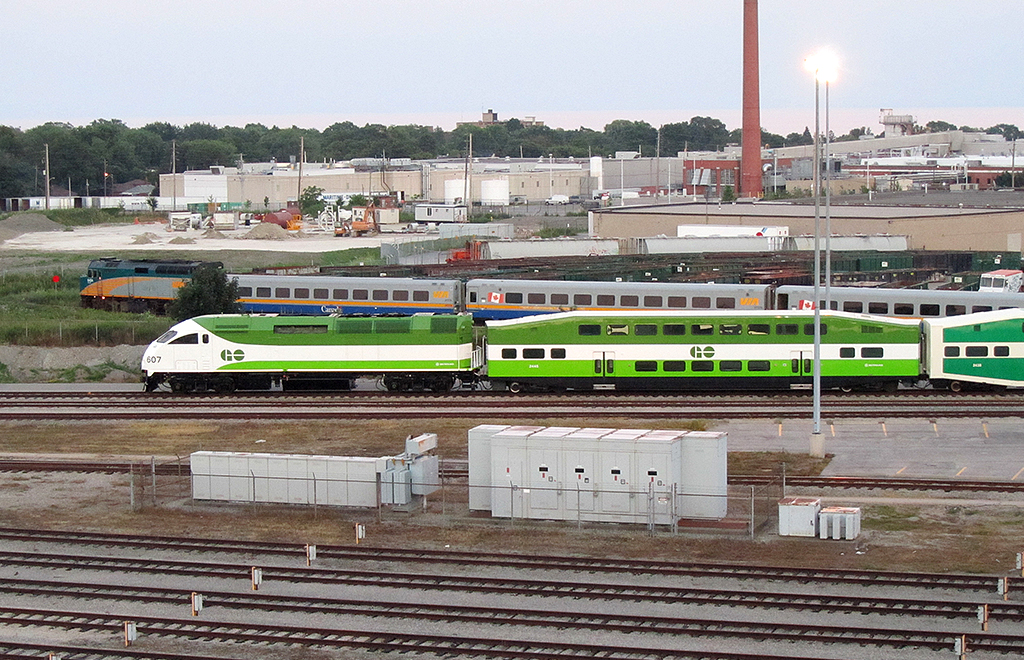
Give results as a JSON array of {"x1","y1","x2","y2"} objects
[
  {"x1": 468, "y1": 425, "x2": 728, "y2": 524},
  {"x1": 778, "y1": 497, "x2": 822, "y2": 537},
  {"x1": 819, "y1": 506, "x2": 862, "y2": 540}
]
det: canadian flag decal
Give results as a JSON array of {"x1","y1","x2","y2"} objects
[
  {"x1": 488, "y1": 292, "x2": 504, "y2": 304},
  {"x1": 798, "y1": 299, "x2": 816, "y2": 310}
]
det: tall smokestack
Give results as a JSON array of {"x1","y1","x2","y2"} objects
[{"x1": 741, "y1": 0, "x2": 763, "y2": 197}]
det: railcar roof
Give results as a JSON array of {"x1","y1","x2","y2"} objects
[
  {"x1": 485, "y1": 309, "x2": 922, "y2": 327},
  {"x1": 922, "y1": 307, "x2": 1024, "y2": 328}
]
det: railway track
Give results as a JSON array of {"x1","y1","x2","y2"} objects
[
  {"x1": 2, "y1": 457, "x2": 1024, "y2": 494},
  {"x1": 0, "y1": 527, "x2": 1012, "y2": 593},
  {"x1": 0, "y1": 389, "x2": 1022, "y2": 419}
]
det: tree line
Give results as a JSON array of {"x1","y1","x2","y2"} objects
[{"x1": 0, "y1": 116, "x2": 1018, "y2": 199}]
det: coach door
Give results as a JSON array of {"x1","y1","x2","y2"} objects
[
  {"x1": 593, "y1": 351, "x2": 616, "y2": 378},
  {"x1": 790, "y1": 350, "x2": 813, "y2": 386}
]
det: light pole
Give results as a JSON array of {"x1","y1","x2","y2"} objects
[{"x1": 804, "y1": 50, "x2": 837, "y2": 457}]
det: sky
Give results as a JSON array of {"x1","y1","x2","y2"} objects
[{"x1": 3, "y1": 0, "x2": 1021, "y2": 137}]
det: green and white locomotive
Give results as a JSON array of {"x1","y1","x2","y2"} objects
[
  {"x1": 485, "y1": 310, "x2": 922, "y2": 393},
  {"x1": 923, "y1": 309, "x2": 1024, "y2": 392},
  {"x1": 142, "y1": 313, "x2": 479, "y2": 393}
]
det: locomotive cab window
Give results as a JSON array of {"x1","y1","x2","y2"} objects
[
  {"x1": 155, "y1": 330, "x2": 177, "y2": 343},
  {"x1": 169, "y1": 333, "x2": 199, "y2": 344},
  {"x1": 966, "y1": 346, "x2": 988, "y2": 357}
]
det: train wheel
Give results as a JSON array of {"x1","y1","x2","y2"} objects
[
  {"x1": 839, "y1": 385, "x2": 853, "y2": 394},
  {"x1": 213, "y1": 378, "x2": 236, "y2": 394},
  {"x1": 949, "y1": 380, "x2": 963, "y2": 393},
  {"x1": 508, "y1": 382, "x2": 523, "y2": 394},
  {"x1": 170, "y1": 380, "x2": 186, "y2": 394},
  {"x1": 882, "y1": 381, "x2": 898, "y2": 394}
]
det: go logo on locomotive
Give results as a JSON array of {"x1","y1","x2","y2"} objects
[
  {"x1": 220, "y1": 349, "x2": 245, "y2": 362},
  {"x1": 690, "y1": 346, "x2": 715, "y2": 359}
]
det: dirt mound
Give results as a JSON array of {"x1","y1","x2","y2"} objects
[
  {"x1": 241, "y1": 223, "x2": 293, "y2": 240},
  {"x1": 0, "y1": 213, "x2": 64, "y2": 242},
  {"x1": 131, "y1": 232, "x2": 161, "y2": 244},
  {"x1": 202, "y1": 228, "x2": 226, "y2": 239},
  {"x1": 168, "y1": 236, "x2": 195, "y2": 244}
]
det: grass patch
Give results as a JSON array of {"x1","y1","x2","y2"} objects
[
  {"x1": 728, "y1": 451, "x2": 831, "y2": 476},
  {"x1": 862, "y1": 504, "x2": 923, "y2": 532}
]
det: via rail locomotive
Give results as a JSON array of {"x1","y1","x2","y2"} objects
[
  {"x1": 142, "y1": 308, "x2": 1024, "y2": 394},
  {"x1": 83, "y1": 257, "x2": 1024, "y2": 321}
]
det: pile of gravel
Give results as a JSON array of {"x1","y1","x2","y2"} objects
[
  {"x1": 241, "y1": 223, "x2": 293, "y2": 240},
  {"x1": 0, "y1": 213, "x2": 64, "y2": 243}
]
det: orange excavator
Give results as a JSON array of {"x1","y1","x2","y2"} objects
[{"x1": 335, "y1": 202, "x2": 379, "y2": 237}]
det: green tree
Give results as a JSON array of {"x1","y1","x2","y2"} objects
[
  {"x1": 168, "y1": 266, "x2": 242, "y2": 321},
  {"x1": 721, "y1": 185, "x2": 736, "y2": 202},
  {"x1": 298, "y1": 185, "x2": 325, "y2": 217}
]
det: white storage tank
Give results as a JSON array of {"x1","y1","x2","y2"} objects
[
  {"x1": 778, "y1": 497, "x2": 821, "y2": 537},
  {"x1": 480, "y1": 180, "x2": 510, "y2": 205}
]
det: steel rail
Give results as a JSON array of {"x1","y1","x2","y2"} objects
[
  {"x1": 1, "y1": 577, "x2": 1020, "y2": 653},
  {"x1": 0, "y1": 527, "x2": 1009, "y2": 591}
]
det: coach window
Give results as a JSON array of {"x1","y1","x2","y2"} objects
[
  {"x1": 620, "y1": 295, "x2": 639, "y2": 307},
  {"x1": 574, "y1": 294, "x2": 592, "y2": 305},
  {"x1": 720, "y1": 361, "x2": 742, "y2": 372},
  {"x1": 667, "y1": 296, "x2": 687, "y2": 308},
  {"x1": 551, "y1": 348, "x2": 566, "y2": 359},
  {"x1": 843, "y1": 301, "x2": 863, "y2": 313},
  {"x1": 294, "y1": 288, "x2": 310, "y2": 299},
  {"x1": 972, "y1": 305, "x2": 992, "y2": 313},
  {"x1": 523, "y1": 348, "x2": 545, "y2": 359},
  {"x1": 333, "y1": 289, "x2": 349, "y2": 300},
  {"x1": 635, "y1": 324, "x2": 658, "y2": 336},
  {"x1": 748, "y1": 360, "x2": 770, "y2": 371},
  {"x1": 840, "y1": 347, "x2": 856, "y2": 358},
  {"x1": 392, "y1": 290, "x2": 409, "y2": 301},
  {"x1": 945, "y1": 305, "x2": 966, "y2": 316},
  {"x1": 692, "y1": 324, "x2": 714, "y2": 335},
  {"x1": 579, "y1": 324, "x2": 601, "y2": 336},
  {"x1": 607, "y1": 324, "x2": 629, "y2": 336},
  {"x1": 803, "y1": 323, "x2": 828, "y2": 335},
  {"x1": 944, "y1": 346, "x2": 960, "y2": 357},
  {"x1": 748, "y1": 324, "x2": 770, "y2": 335},
  {"x1": 506, "y1": 292, "x2": 524, "y2": 304},
  {"x1": 663, "y1": 324, "x2": 686, "y2": 336},
  {"x1": 861, "y1": 347, "x2": 884, "y2": 358},
  {"x1": 829, "y1": 300, "x2": 838, "y2": 310},
  {"x1": 551, "y1": 293, "x2": 569, "y2": 305},
  {"x1": 965, "y1": 346, "x2": 988, "y2": 357},
  {"x1": 719, "y1": 324, "x2": 742, "y2": 335},
  {"x1": 501, "y1": 348, "x2": 517, "y2": 359},
  {"x1": 596, "y1": 294, "x2": 615, "y2": 306},
  {"x1": 692, "y1": 296, "x2": 711, "y2": 309},
  {"x1": 920, "y1": 304, "x2": 940, "y2": 316},
  {"x1": 353, "y1": 289, "x2": 369, "y2": 300},
  {"x1": 716, "y1": 297, "x2": 736, "y2": 309},
  {"x1": 691, "y1": 361, "x2": 714, "y2": 372},
  {"x1": 893, "y1": 303, "x2": 914, "y2": 315},
  {"x1": 256, "y1": 287, "x2": 271, "y2": 297},
  {"x1": 663, "y1": 361, "x2": 686, "y2": 372},
  {"x1": 413, "y1": 290, "x2": 429, "y2": 302},
  {"x1": 777, "y1": 324, "x2": 798, "y2": 335},
  {"x1": 170, "y1": 333, "x2": 198, "y2": 344},
  {"x1": 861, "y1": 325, "x2": 882, "y2": 334},
  {"x1": 275, "y1": 288, "x2": 291, "y2": 298},
  {"x1": 868, "y1": 302, "x2": 889, "y2": 314},
  {"x1": 995, "y1": 346, "x2": 1010, "y2": 357},
  {"x1": 635, "y1": 361, "x2": 658, "y2": 372},
  {"x1": 275, "y1": 325, "x2": 328, "y2": 334},
  {"x1": 643, "y1": 295, "x2": 663, "y2": 307},
  {"x1": 313, "y1": 288, "x2": 329, "y2": 300},
  {"x1": 527, "y1": 293, "x2": 546, "y2": 304},
  {"x1": 373, "y1": 290, "x2": 389, "y2": 301},
  {"x1": 238, "y1": 286, "x2": 253, "y2": 297}
]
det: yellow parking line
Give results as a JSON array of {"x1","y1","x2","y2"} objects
[
  {"x1": 1012, "y1": 467, "x2": 1024, "y2": 481},
  {"x1": 956, "y1": 467, "x2": 967, "y2": 477},
  {"x1": 895, "y1": 466, "x2": 907, "y2": 475}
]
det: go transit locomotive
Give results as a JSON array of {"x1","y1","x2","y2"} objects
[{"x1": 142, "y1": 308, "x2": 1024, "y2": 394}]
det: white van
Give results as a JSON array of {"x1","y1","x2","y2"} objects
[{"x1": 545, "y1": 194, "x2": 569, "y2": 205}]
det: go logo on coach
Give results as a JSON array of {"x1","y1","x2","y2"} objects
[
  {"x1": 220, "y1": 349, "x2": 245, "y2": 362},
  {"x1": 690, "y1": 346, "x2": 715, "y2": 359}
]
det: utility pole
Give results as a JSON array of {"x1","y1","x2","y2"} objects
[
  {"x1": 44, "y1": 144, "x2": 51, "y2": 210},
  {"x1": 171, "y1": 140, "x2": 177, "y2": 212}
]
